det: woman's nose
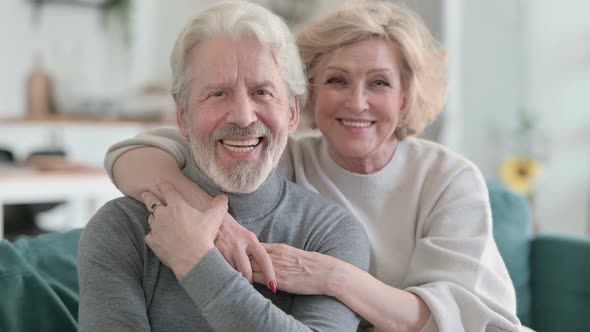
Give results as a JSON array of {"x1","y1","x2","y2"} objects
[{"x1": 346, "y1": 86, "x2": 369, "y2": 113}]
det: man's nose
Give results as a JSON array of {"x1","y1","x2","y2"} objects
[
  {"x1": 346, "y1": 85, "x2": 369, "y2": 113},
  {"x1": 226, "y1": 91, "x2": 257, "y2": 127}
]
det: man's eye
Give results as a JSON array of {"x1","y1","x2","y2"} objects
[
  {"x1": 326, "y1": 77, "x2": 345, "y2": 85},
  {"x1": 212, "y1": 91, "x2": 225, "y2": 97},
  {"x1": 254, "y1": 90, "x2": 269, "y2": 96},
  {"x1": 373, "y1": 79, "x2": 391, "y2": 87}
]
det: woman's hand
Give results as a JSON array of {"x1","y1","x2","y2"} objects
[
  {"x1": 215, "y1": 218, "x2": 277, "y2": 292},
  {"x1": 252, "y1": 243, "x2": 340, "y2": 296},
  {"x1": 141, "y1": 183, "x2": 228, "y2": 280}
]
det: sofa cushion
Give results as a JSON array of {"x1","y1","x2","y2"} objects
[
  {"x1": 531, "y1": 234, "x2": 590, "y2": 332},
  {"x1": 0, "y1": 229, "x2": 82, "y2": 332},
  {"x1": 488, "y1": 181, "x2": 533, "y2": 326}
]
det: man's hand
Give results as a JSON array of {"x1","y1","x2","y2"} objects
[
  {"x1": 216, "y1": 218, "x2": 277, "y2": 293},
  {"x1": 142, "y1": 183, "x2": 228, "y2": 280},
  {"x1": 141, "y1": 181, "x2": 277, "y2": 292}
]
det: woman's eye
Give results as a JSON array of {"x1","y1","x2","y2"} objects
[
  {"x1": 326, "y1": 77, "x2": 345, "y2": 85},
  {"x1": 373, "y1": 79, "x2": 391, "y2": 87}
]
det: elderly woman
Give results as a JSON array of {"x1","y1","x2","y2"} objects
[{"x1": 104, "y1": 2, "x2": 520, "y2": 331}]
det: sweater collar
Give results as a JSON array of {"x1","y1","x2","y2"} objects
[
  {"x1": 319, "y1": 137, "x2": 407, "y2": 195},
  {"x1": 183, "y1": 149, "x2": 282, "y2": 221}
]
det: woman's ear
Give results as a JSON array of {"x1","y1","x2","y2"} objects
[
  {"x1": 307, "y1": 86, "x2": 319, "y2": 129},
  {"x1": 399, "y1": 89, "x2": 410, "y2": 116}
]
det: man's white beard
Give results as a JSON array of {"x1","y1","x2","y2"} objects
[{"x1": 189, "y1": 122, "x2": 287, "y2": 194}]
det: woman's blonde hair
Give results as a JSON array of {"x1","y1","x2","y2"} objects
[{"x1": 297, "y1": 1, "x2": 448, "y2": 140}]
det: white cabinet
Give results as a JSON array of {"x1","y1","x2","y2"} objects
[
  {"x1": 0, "y1": 119, "x2": 163, "y2": 238},
  {"x1": 0, "y1": 120, "x2": 158, "y2": 166}
]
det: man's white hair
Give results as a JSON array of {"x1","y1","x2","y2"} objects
[{"x1": 170, "y1": 0, "x2": 307, "y2": 111}]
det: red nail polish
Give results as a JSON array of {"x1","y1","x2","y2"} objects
[{"x1": 268, "y1": 280, "x2": 277, "y2": 293}]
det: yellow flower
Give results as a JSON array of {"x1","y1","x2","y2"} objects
[{"x1": 500, "y1": 157, "x2": 543, "y2": 195}]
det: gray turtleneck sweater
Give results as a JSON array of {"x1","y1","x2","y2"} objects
[{"x1": 78, "y1": 153, "x2": 371, "y2": 331}]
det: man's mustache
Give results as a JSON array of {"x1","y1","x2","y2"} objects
[{"x1": 210, "y1": 122, "x2": 273, "y2": 143}]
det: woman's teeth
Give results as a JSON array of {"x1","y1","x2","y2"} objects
[
  {"x1": 222, "y1": 138, "x2": 261, "y2": 153},
  {"x1": 341, "y1": 120, "x2": 372, "y2": 128}
]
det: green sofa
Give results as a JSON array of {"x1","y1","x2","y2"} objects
[
  {"x1": 0, "y1": 228, "x2": 80, "y2": 331},
  {"x1": 0, "y1": 183, "x2": 589, "y2": 331},
  {"x1": 488, "y1": 182, "x2": 590, "y2": 331}
]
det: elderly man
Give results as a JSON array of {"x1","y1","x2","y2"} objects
[{"x1": 77, "y1": 1, "x2": 370, "y2": 331}]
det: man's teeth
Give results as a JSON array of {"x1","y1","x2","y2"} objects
[
  {"x1": 222, "y1": 138, "x2": 261, "y2": 153},
  {"x1": 341, "y1": 120, "x2": 372, "y2": 128},
  {"x1": 225, "y1": 145, "x2": 255, "y2": 153},
  {"x1": 223, "y1": 138, "x2": 260, "y2": 146}
]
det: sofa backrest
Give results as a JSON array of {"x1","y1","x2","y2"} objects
[
  {"x1": 488, "y1": 181, "x2": 534, "y2": 327},
  {"x1": 0, "y1": 229, "x2": 82, "y2": 332}
]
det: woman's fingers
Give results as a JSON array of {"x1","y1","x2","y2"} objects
[
  {"x1": 261, "y1": 242, "x2": 275, "y2": 252},
  {"x1": 234, "y1": 251, "x2": 253, "y2": 283},
  {"x1": 214, "y1": 217, "x2": 277, "y2": 293},
  {"x1": 215, "y1": 237, "x2": 237, "y2": 269},
  {"x1": 252, "y1": 271, "x2": 266, "y2": 286},
  {"x1": 248, "y1": 242, "x2": 277, "y2": 292}
]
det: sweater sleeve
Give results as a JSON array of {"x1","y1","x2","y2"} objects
[
  {"x1": 104, "y1": 126, "x2": 190, "y2": 181},
  {"x1": 179, "y1": 214, "x2": 370, "y2": 332},
  {"x1": 404, "y1": 165, "x2": 521, "y2": 332},
  {"x1": 77, "y1": 200, "x2": 151, "y2": 331},
  {"x1": 292, "y1": 213, "x2": 371, "y2": 330},
  {"x1": 104, "y1": 126, "x2": 295, "y2": 182}
]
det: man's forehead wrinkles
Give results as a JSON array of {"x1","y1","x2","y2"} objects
[{"x1": 197, "y1": 77, "x2": 277, "y2": 90}]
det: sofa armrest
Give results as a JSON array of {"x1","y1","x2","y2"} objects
[{"x1": 531, "y1": 234, "x2": 590, "y2": 332}]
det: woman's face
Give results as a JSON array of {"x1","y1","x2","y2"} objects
[{"x1": 311, "y1": 38, "x2": 408, "y2": 174}]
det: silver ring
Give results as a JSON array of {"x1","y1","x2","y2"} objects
[{"x1": 149, "y1": 201, "x2": 162, "y2": 215}]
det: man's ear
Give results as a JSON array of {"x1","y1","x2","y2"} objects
[
  {"x1": 176, "y1": 102, "x2": 189, "y2": 138},
  {"x1": 288, "y1": 96, "x2": 300, "y2": 134}
]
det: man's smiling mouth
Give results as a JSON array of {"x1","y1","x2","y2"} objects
[{"x1": 221, "y1": 138, "x2": 263, "y2": 152}]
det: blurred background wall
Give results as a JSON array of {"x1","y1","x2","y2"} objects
[{"x1": 1, "y1": 1, "x2": 130, "y2": 117}]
